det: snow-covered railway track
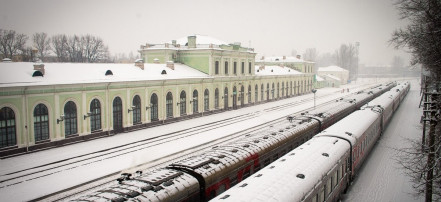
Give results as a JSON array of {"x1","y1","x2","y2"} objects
[
  {"x1": 39, "y1": 91, "x2": 355, "y2": 201},
  {"x1": 0, "y1": 89, "x2": 341, "y2": 190}
]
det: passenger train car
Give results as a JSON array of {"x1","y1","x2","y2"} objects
[
  {"x1": 71, "y1": 82, "x2": 398, "y2": 202},
  {"x1": 211, "y1": 82, "x2": 410, "y2": 202}
]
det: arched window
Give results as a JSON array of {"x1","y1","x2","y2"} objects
[
  {"x1": 215, "y1": 88, "x2": 219, "y2": 109},
  {"x1": 261, "y1": 84, "x2": 264, "y2": 101},
  {"x1": 304, "y1": 80, "x2": 306, "y2": 93},
  {"x1": 272, "y1": 83, "x2": 275, "y2": 99},
  {"x1": 150, "y1": 93, "x2": 159, "y2": 121},
  {"x1": 277, "y1": 83, "x2": 280, "y2": 98},
  {"x1": 90, "y1": 99, "x2": 101, "y2": 132},
  {"x1": 180, "y1": 91, "x2": 186, "y2": 116},
  {"x1": 224, "y1": 61, "x2": 228, "y2": 75},
  {"x1": 166, "y1": 92, "x2": 173, "y2": 118},
  {"x1": 192, "y1": 90, "x2": 198, "y2": 113},
  {"x1": 241, "y1": 62, "x2": 245, "y2": 74},
  {"x1": 215, "y1": 61, "x2": 219, "y2": 75},
  {"x1": 204, "y1": 89, "x2": 209, "y2": 112},
  {"x1": 105, "y1": 70, "x2": 113, "y2": 76},
  {"x1": 240, "y1": 85, "x2": 245, "y2": 105},
  {"x1": 248, "y1": 85, "x2": 252, "y2": 104},
  {"x1": 113, "y1": 97, "x2": 123, "y2": 132},
  {"x1": 132, "y1": 95, "x2": 141, "y2": 124},
  {"x1": 290, "y1": 81, "x2": 293, "y2": 96},
  {"x1": 286, "y1": 82, "x2": 289, "y2": 97},
  {"x1": 255, "y1": 85, "x2": 258, "y2": 103},
  {"x1": 64, "y1": 101, "x2": 77, "y2": 136},
  {"x1": 34, "y1": 104, "x2": 49, "y2": 141},
  {"x1": 266, "y1": 83, "x2": 270, "y2": 100},
  {"x1": 282, "y1": 82, "x2": 285, "y2": 97},
  {"x1": 224, "y1": 87, "x2": 229, "y2": 109},
  {"x1": 297, "y1": 81, "x2": 300, "y2": 95},
  {"x1": 0, "y1": 107, "x2": 16, "y2": 148},
  {"x1": 233, "y1": 62, "x2": 237, "y2": 74},
  {"x1": 248, "y1": 62, "x2": 252, "y2": 74}
]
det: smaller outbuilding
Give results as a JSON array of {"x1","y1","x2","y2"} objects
[{"x1": 317, "y1": 65, "x2": 349, "y2": 85}]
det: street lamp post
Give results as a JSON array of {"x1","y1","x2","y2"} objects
[{"x1": 312, "y1": 89, "x2": 317, "y2": 110}]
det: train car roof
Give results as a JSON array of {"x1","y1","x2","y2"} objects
[
  {"x1": 315, "y1": 109, "x2": 380, "y2": 145},
  {"x1": 362, "y1": 91, "x2": 394, "y2": 109},
  {"x1": 211, "y1": 136, "x2": 350, "y2": 202}
]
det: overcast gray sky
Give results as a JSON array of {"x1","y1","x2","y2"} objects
[{"x1": 0, "y1": 0, "x2": 410, "y2": 65}]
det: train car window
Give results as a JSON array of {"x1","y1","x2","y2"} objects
[
  {"x1": 320, "y1": 188, "x2": 325, "y2": 202},
  {"x1": 243, "y1": 169, "x2": 251, "y2": 179},
  {"x1": 231, "y1": 176, "x2": 238, "y2": 186},
  {"x1": 330, "y1": 176, "x2": 334, "y2": 191},
  {"x1": 334, "y1": 172, "x2": 338, "y2": 188},
  {"x1": 326, "y1": 179, "x2": 332, "y2": 196},
  {"x1": 254, "y1": 164, "x2": 261, "y2": 172},
  {"x1": 218, "y1": 184, "x2": 226, "y2": 195},
  {"x1": 281, "y1": 150, "x2": 286, "y2": 155},
  {"x1": 273, "y1": 154, "x2": 278, "y2": 160},
  {"x1": 312, "y1": 194, "x2": 317, "y2": 202},
  {"x1": 264, "y1": 159, "x2": 270, "y2": 166},
  {"x1": 209, "y1": 190, "x2": 216, "y2": 200},
  {"x1": 337, "y1": 166, "x2": 341, "y2": 181}
]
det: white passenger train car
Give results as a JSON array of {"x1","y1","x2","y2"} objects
[{"x1": 212, "y1": 82, "x2": 410, "y2": 202}]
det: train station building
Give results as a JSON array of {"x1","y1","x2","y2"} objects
[{"x1": 0, "y1": 35, "x2": 314, "y2": 156}]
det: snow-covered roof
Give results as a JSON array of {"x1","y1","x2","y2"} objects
[
  {"x1": 256, "y1": 56, "x2": 304, "y2": 63},
  {"x1": 0, "y1": 62, "x2": 209, "y2": 88},
  {"x1": 172, "y1": 34, "x2": 227, "y2": 46},
  {"x1": 317, "y1": 65, "x2": 348, "y2": 72},
  {"x1": 323, "y1": 74, "x2": 341, "y2": 81},
  {"x1": 316, "y1": 109, "x2": 380, "y2": 145},
  {"x1": 255, "y1": 65, "x2": 303, "y2": 76}
]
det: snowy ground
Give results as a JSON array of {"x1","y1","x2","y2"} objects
[
  {"x1": 343, "y1": 79, "x2": 424, "y2": 202},
  {"x1": 0, "y1": 78, "x2": 402, "y2": 202}
]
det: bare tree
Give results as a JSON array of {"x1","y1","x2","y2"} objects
[
  {"x1": 82, "y1": 35, "x2": 109, "y2": 63},
  {"x1": 33, "y1": 32, "x2": 51, "y2": 61},
  {"x1": 391, "y1": 0, "x2": 441, "y2": 200},
  {"x1": 316, "y1": 52, "x2": 336, "y2": 67},
  {"x1": 0, "y1": 29, "x2": 28, "y2": 60},
  {"x1": 51, "y1": 34, "x2": 69, "y2": 62},
  {"x1": 335, "y1": 43, "x2": 357, "y2": 80},
  {"x1": 303, "y1": 48, "x2": 319, "y2": 62}
]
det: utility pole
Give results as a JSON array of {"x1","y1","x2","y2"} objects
[{"x1": 422, "y1": 91, "x2": 440, "y2": 202}]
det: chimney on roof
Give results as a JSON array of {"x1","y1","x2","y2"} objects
[
  {"x1": 283, "y1": 56, "x2": 286, "y2": 60},
  {"x1": 135, "y1": 59, "x2": 144, "y2": 70},
  {"x1": 188, "y1": 35, "x2": 196, "y2": 48},
  {"x1": 166, "y1": 61, "x2": 175, "y2": 70},
  {"x1": 296, "y1": 55, "x2": 301, "y2": 59},
  {"x1": 261, "y1": 56, "x2": 265, "y2": 60},
  {"x1": 172, "y1": 40, "x2": 177, "y2": 47},
  {"x1": 33, "y1": 63, "x2": 45, "y2": 75}
]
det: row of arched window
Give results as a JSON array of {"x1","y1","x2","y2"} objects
[{"x1": 0, "y1": 79, "x2": 313, "y2": 148}]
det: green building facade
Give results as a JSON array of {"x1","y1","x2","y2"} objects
[{"x1": 0, "y1": 35, "x2": 313, "y2": 156}]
